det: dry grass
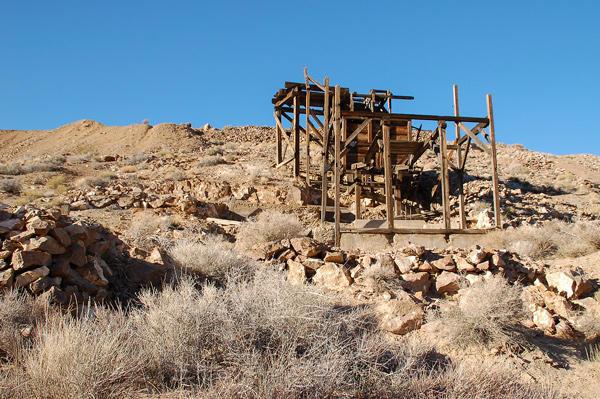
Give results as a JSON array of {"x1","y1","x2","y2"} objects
[
  {"x1": 236, "y1": 210, "x2": 304, "y2": 250},
  {"x1": 169, "y1": 236, "x2": 257, "y2": 285},
  {"x1": 361, "y1": 262, "x2": 401, "y2": 294},
  {"x1": 484, "y1": 220, "x2": 600, "y2": 259},
  {"x1": 197, "y1": 155, "x2": 225, "y2": 167},
  {"x1": 427, "y1": 274, "x2": 525, "y2": 349},
  {"x1": 124, "y1": 212, "x2": 168, "y2": 252},
  {"x1": 586, "y1": 344, "x2": 600, "y2": 373},
  {"x1": 0, "y1": 178, "x2": 21, "y2": 194},
  {"x1": 124, "y1": 152, "x2": 151, "y2": 166},
  {"x1": 75, "y1": 175, "x2": 112, "y2": 189},
  {"x1": 0, "y1": 272, "x2": 560, "y2": 398}
]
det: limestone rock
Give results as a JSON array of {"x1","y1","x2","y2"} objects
[
  {"x1": 435, "y1": 271, "x2": 463, "y2": 295},
  {"x1": 11, "y1": 250, "x2": 52, "y2": 272},
  {"x1": 532, "y1": 306, "x2": 556, "y2": 333},
  {"x1": 545, "y1": 268, "x2": 592, "y2": 299},
  {"x1": 455, "y1": 256, "x2": 477, "y2": 272},
  {"x1": 394, "y1": 254, "x2": 413, "y2": 273},
  {"x1": 468, "y1": 246, "x2": 488, "y2": 265},
  {"x1": 323, "y1": 251, "x2": 344, "y2": 263},
  {"x1": 313, "y1": 262, "x2": 352, "y2": 287}
]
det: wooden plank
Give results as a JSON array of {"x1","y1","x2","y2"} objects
[
  {"x1": 355, "y1": 182, "x2": 361, "y2": 219},
  {"x1": 306, "y1": 119, "x2": 323, "y2": 142},
  {"x1": 383, "y1": 124, "x2": 394, "y2": 229},
  {"x1": 334, "y1": 85, "x2": 342, "y2": 246},
  {"x1": 454, "y1": 85, "x2": 466, "y2": 229},
  {"x1": 293, "y1": 91, "x2": 300, "y2": 176},
  {"x1": 275, "y1": 109, "x2": 282, "y2": 164},
  {"x1": 487, "y1": 94, "x2": 502, "y2": 228},
  {"x1": 321, "y1": 77, "x2": 330, "y2": 224},
  {"x1": 275, "y1": 156, "x2": 295, "y2": 169},
  {"x1": 340, "y1": 228, "x2": 493, "y2": 235},
  {"x1": 458, "y1": 122, "x2": 491, "y2": 155},
  {"x1": 305, "y1": 87, "x2": 311, "y2": 195},
  {"x1": 341, "y1": 110, "x2": 489, "y2": 124},
  {"x1": 310, "y1": 109, "x2": 324, "y2": 129},
  {"x1": 274, "y1": 90, "x2": 297, "y2": 107},
  {"x1": 343, "y1": 118, "x2": 372, "y2": 148},
  {"x1": 274, "y1": 111, "x2": 294, "y2": 153},
  {"x1": 206, "y1": 217, "x2": 242, "y2": 226},
  {"x1": 439, "y1": 122, "x2": 451, "y2": 229}
]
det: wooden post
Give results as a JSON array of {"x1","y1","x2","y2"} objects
[
  {"x1": 305, "y1": 88, "x2": 311, "y2": 201},
  {"x1": 439, "y1": 121, "x2": 451, "y2": 229},
  {"x1": 487, "y1": 94, "x2": 502, "y2": 227},
  {"x1": 275, "y1": 109, "x2": 282, "y2": 164},
  {"x1": 453, "y1": 85, "x2": 466, "y2": 229},
  {"x1": 383, "y1": 124, "x2": 394, "y2": 229},
  {"x1": 293, "y1": 89, "x2": 300, "y2": 177},
  {"x1": 355, "y1": 180, "x2": 361, "y2": 220},
  {"x1": 321, "y1": 77, "x2": 330, "y2": 223},
  {"x1": 334, "y1": 85, "x2": 341, "y2": 246}
]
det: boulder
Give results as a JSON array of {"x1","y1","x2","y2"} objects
[
  {"x1": 545, "y1": 268, "x2": 592, "y2": 299},
  {"x1": 394, "y1": 254, "x2": 413, "y2": 273},
  {"x1": 455, "y1": 256, "x2": 477, "y2": 272},
  {"x1": 50, "y1": 228, "x2": 71, "y2": 247},
  {"x1": 26, "y1": 216, "x2": 53, "y2": 236},
  {"x1": 532, "y1": 306, "x2": 556, "y2": 333},
  {"x1": 75, "y1": 260, "x2": 109, "y2": 287},
  {"x1": 467, "y1": 245, "x2": 488, "y2": 265},
  {"x1": 542, "y1": 290, "x2": 571, "y2": 319},
  {"x1": 11, "y1": 250, "x2": 52, "y2": 272},
  {"x1": 418, "y1": 261, "x2": 438, "y2": 273},
  {"x1": 323, "y1": 251, "x2": 344, "y2": 263},
  {"x1": 313, "y1": 262, "x2": 353, "y2": 287},
  {"x1": 87, "y1": 240, "x2": 110, "y2": 257},
  {"x1": 290, "y1": 237, "x2": 324, "y2": 258},
  {"x1": 435, "y1": 271, "x2": 463, "y2": 295},
  {"x1": 402, "y1": 242, "x2": 426, "y2": 257},
  {"x1": 29, "y1": 276, "x2": 61, "y2": 295},
  {"x1": 251, "y1": 241, "x2": 286, "y2": 260},
  {"x1": 70, "y1": 200, "x2": 90, "y2": 211},
  {"x1": 127, "y1": 258, "x2": 167, "y2": 286}
]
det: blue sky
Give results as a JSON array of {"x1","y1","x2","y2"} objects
[{"x1": 1, "y1": 1, "x2": 598, "y2": 155}]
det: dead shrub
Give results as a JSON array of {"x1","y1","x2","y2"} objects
[
  {"x1": 0, "y1": 178, "x2": 22, "y2": 194},
  {"x1": 169, "y1": 236, "x2": 257, "y2": 284},
  {"x1": 236, "y1": 210, "x2": 304, "y2": 250},
  {"x1": 0, "y1": 162, "x2": 22, "y2": 175},
  {"x1": 427, "y1": 274, "x2": 525, "y2": 349},
  {"x1": 361, "y1": 263, "x2": 401, "y2": 294},
  {"x1": 197, "y1": 155, "x2": 225, "y2": 167},
  {"x1": 485, "y1": 220, "x2": 600, "y2": 259},
  {"x1": 75, "y1": 175, "x2": 111, "y2": 189},
  {"x1": 124, "y1": 152, "x2": 151, "y2": 166},
  {"x1": 66, "y1": 153, "x2": 92, "y2": 164},
  {"x1": 0, "y1": 290, "x2": 52, "y2": 363},
  {"x1": 23, "y1": 307, "x2": 146, "y2": 398},
  {"x1": 124, "y1": 212, "x2": 166, "y2": 251}
]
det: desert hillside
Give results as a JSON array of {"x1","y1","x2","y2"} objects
[{"x1": 0, "y1": 121, "x2": 599, "y2": 398}]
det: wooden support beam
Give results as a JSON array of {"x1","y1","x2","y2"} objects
[
  {"x1": 341, "y1": 110, "x2": 489, "y2": 124},
  {"x1": 304, "y1": 67, "x2": 327, "y2": 92},
  {"x1": 458, "y1": 122, "x2": 491, "y2": 154},
  {"x1": 454, "y1": 85, "x2": 466, "y2": 229},
  {"x1": 276, "y1": 156, "x2": 295, "y2": 169},
  {"x1": 439, "y1": 122, "x2": 451, "y2": 229},
  {"x1": 487, "y1": 94, "x2": 502, "y2": 228},
  {"x1": 305, "y1": 87, "x2": 312, "y2": 198},
  {"x1": 343, "y1": 117, "x2": 372, "y2": 148},
  {"x1": 334, "y1": 85, "x2": 342, "y2": 246},
  {"x1": 321, "y1": 77, "x2": 330, "y2": 224},
  {"x1": 383, "y1": 124, "x2": 394, "y2": 229},
  {"x1": 275, "y1": 109, "x2": 282, "y2": 164},
  {"x1": 310, "y1": 109, "x2": 324, "y2": 129},
  {"x1": 293, "y1": 91, "x2": 300, "y2": 176},
  {"x1": 274, "y1": 90, "x2": 297, "y2": 107},
  {"x1": 274, "y1": 111, "x2": 294, "y2": 153},
  {"x1": 355, "y1": 182, "x2": 361, "y2": 220},
  {"x1": 340, "y1": 227, "x2": 493, "y2": 235}
]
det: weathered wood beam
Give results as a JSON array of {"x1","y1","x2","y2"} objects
[
  {"x1": 458, "y1": 122, "x2": 491, "y2": 155},
  {"x1": 334, "y1": 85, "x2": 342, "y2": 246},
  {"x1": 383, "y1": 124, "x2": 394, "y2": 229},
  {"x1": 341, "y1": 110, "x2": 489, "y2": 124},
  {"x1": 340, "y1": 228, "x2": 493, "y2": 235},
  {"x1": 487, "y1": 94, "x2": 502, "y2": 228},
  {"x1": 454, "y1": 85, "x2": 466, "y2": 229},
  {"x1": 343, "y1": 118, "x2": 372, "y2": 148},
  {"x1": 439, "y1": 122, "x2": 451, "y2": 229},
  {"x1": 321, "y1": 77, "x2": 330, "y2": 224}
]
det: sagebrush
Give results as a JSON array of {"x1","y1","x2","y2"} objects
[{"x1": 236, "y1": 210, "x2": 304, "y2": 250}]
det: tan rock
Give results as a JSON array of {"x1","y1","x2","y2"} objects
[
  {"x1": 118, "y1": 195, "x2": 136, "y2": 208},
  {"x1": 290, "y1": 237, "x2": 323, "y2": 258},
  {"x1": 417, "y1": 261, "x2": 438, "y2": 273},
  {"x1": 278, "y1": 248, "x2": 296, "y2": 261},
  {"x1": 542, "y1": 290, "x2": 571, "y2": 319},
  {"x1": 532, "y1": 306, "x2": 556, "y2": 333},
  {"x1": 455, "y1": 256, "x2": 477, "y2": 272},
  {"x1": 546, "y1": 268, "x2": 592, "y2": 299},
  {"x1": 15, "y1": 266, "x2": 50, "y2": 287},
  {"x1": 435, "y1": 271, "x2": 463, "y2": 295},
  {"x1": 394, "y1": 254, "x2": 413, "y2": 273},
  {"x1": 402, "y1": 242, "x2": 426, "y2": 257},
  {"x1": 26, "y1": 216, "x2": 53, "y2": 236},
  {"x1": 70, "y1": 200, "x2": 90, "y2": 210},
  {"x1": 0, "y1": 250, "x2": 11, "y2": 260},
  {"x1": 75, "y1": 260, "x2": 109, "y2": 287},
  {"x1": 29, "y1": 276, "x2": 61, "y2": 295},
  {"x1": 401, "y1": 272, "x2": 430, "y2": 294},
  {"x1": 287, "y1": 259, "x2": 307, "y2": 285},
  {"x1": 49, "y1": 228, "x2": 71, "y2": 247},
  {"x1": 323, "y1": 251, "x2": 344, "y2": 263},
  {"x1": 0, "y1": 268, "x2": 14, "y2": 289},
  {"x1": 251, "y1": 241, "x2": 286, "y2": 260},
  {"x1": 24, "y1": 236, "x2": 65, "y2": 255},
  {"x1": 11, "y1": 250, "x2": 52, "y2": 271},
  {"x1": 491, "y1": 253, "x2": 507, "y2": 268},
  {"x1": 432, "y1": 256, "x2": 456, "y2": 272},
  {"x1": 377, "y1": 293, "x2": 424, "y2": 335},
  {"x1": 301, "y1": 258, "x2": 324, "y2": 271},
  {"x1": 468, "y1": 245, "x2": 488, "y2": 265},
  {"x1": 313, "y1": 262, "x2": 353, "y2": 287}
]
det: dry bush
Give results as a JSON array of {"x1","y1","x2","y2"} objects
[
  {"x1": 20, "y1": 156, "x2": 65, "y2": 174},
  {"x1": 169, "y1": 236, "x2": 257, "y2": 284},
  {"x1": 0, "y1": 290, "x2": 51, "y2": 363},
  {"x1": 586, "y1": 344, "x2": 600, "y2": 372},
  {"x1": 124, "y1": 212, "x2": 166, "y2": 251},
  {"x1": 66, "y1": 153, "x2": 91, "y2": 164},
  {"x1": 21, "y1": 189, "x2": 45, "y2": 201},
  {"x1": 23, "y1": 307, "x2": 146, "y2": 399},
  {"x1": 427, "y1": 274, "x2": 525, "y2": 349},
  {"x1": 485, "y1": 220, "x2": 600, "y2": 259},
  {"x1": 0, "y1": 161, "x2": 22, "y2": 175},
  {"x1": 361, "y1": 263, "x2": 401, "y2": 294},
  {"x1": 236, "y1": 210, "x2": 304, "y2": 250},
  {"x1": 0, "y1": 178, "x2": 21, "y2": 194},
  {"x1": 124, "y1": 152, "x2": 151, "y2": 166},
  {"x1": 75, "y1": 175, "x2": 111, "y2": 189},
  {"x1": 197, "y1": 155, "x2": 225, "y2": 167}
]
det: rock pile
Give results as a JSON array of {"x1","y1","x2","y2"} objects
[
  {"x1": 0, "y1": 205, "x2": 118, "y2": 305},
  {"x1": 251, "y1": 237, "x2": 597, "y2": 338}
]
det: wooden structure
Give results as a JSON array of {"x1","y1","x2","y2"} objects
[{"x1": 272, "y1": 69, "x2": 501, "y2": 246}]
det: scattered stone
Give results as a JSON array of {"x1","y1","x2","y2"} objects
[
  {"x1": 287, "y1": 259, "x2": 307, "y2": 285},
  {"x1": 11, "y1": 250, "x2": 52, "y2": 271},
  {"x1": 290, "y1": 237, "x2": 323, "y2": 258},
  {"x1": 546, "y1": 268, "x2": 592, "y2": 299},
  {"x1": 435, "y1": 271, "x2": 463, "y2": 295},
  {"x1": 455, "y1": 256, "x2": 477, "y2": 272},
  {"x1": 24, "y1": 236, "x2": 65, "y2": 255},
  {"x1": 377, "y1": 292, "x2": 424, "y2": 335},
  {"x1": 313, "y1": 262, "x2": 352, "y2": 287},
  {"x1": 323, "y1": 251, "x2": 344, "y2": 263},
  {"x1": 432, "y1": 256, "x2": 456, "y2": 272},
  {"x1": 0, "y1": 268, "x2": 14, "y2": 289},
  {"x1": 532, "y1": 306, "x2": 556, "y2": 333},
  {"x1": 15, "y1": 266, "x2": 50, "y2": 287},
  {"x1": 401, "y1": 272, "x2": 430, "y2": 294}
]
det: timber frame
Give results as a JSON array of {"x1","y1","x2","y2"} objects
[{"x1": 272, "y1": 69, "x2": 501, "y2": 246}]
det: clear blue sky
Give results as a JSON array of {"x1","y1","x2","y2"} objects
[{"x1": 1, "y1": 1, "x2": 598, "y2": 155}]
